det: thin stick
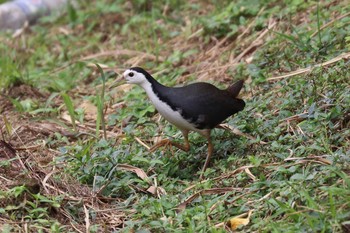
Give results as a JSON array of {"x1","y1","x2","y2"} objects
[
  {"x1": 311, "y1": 11, "x2": 350, "y2": 38},
  {"x1": 267, "y1": 52, "x2": 350, "y2": 81}
]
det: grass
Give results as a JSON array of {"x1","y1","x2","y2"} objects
[{"x1": 0, "y1": 0, "x2": 349, "y2": 232}]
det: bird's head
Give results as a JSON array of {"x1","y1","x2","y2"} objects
[{"x1": 123, "y1": 67, "x2": 151, "y2": 85}]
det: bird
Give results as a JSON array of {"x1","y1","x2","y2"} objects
[{"x1": 122, "y1": 67, "x2": 245, "y2": 178}]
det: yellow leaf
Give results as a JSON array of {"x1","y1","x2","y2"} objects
[{"x1": 227, "y1": 210, "x2": 253, "y2": 230}]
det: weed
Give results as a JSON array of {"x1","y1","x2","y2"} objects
[{"x1": 0, "y1": 0, "x2": 349, "y2": 232}]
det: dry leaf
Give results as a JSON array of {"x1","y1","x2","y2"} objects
[
  {"x1": 79, "y1": 100, "x2": 98, "y2": 121},
  {"x1": 118, "y1": 164, "x2": 149, "y2": 181},
  {"x1": 146, "y1": 185, "x2": 167, "y2": 197},
  {"x1": 244, "y1": 168, "x2": 257, "y2": 181},
  {"x1": 227, "y1": 210, "x2": 253, "y2": 230},
  {"x1": 83, "y1": 205, "x2": 90, "y2": 232},
  {"x1": 147, "y1": 185, "x2": 157, "y2": 195},
  {"x1": 316, "y1": 158, "x2": 332, "y2": 165},
  {"x1": 245, "y1": 56, "x2": 254, "y2": 64},
  {"x1": 61, "y1": 111, "x2": 77, "y2": 124}
]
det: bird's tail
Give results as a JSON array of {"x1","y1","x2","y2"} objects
[{"x1": 226, "y1": 80, "x2": 244, "y2": 98}]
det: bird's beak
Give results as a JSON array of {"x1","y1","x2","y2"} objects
[{"x1": 109, "y1": 78, "x2": 126, "y2": 89}]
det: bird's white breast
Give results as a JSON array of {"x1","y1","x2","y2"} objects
[{"x1": 140, "y1": 82, "x2": 199, "y2": 132}]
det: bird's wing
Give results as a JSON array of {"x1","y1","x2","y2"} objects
[{"x1": 162, "y1": 83, "x2": 245, "y2": 128}]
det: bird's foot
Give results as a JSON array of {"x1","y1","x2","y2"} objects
[
  {"x1": 149, "y1": 139, "x2": 190, "y2": 153},
  {"x1": 149, "y1": 139, "x2": 173, "y2": 152}
]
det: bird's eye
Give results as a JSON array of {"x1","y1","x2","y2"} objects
[{"x1": 129, "y1": 72, "x2": 134, "y2": 77}]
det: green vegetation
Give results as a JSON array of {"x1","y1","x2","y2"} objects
[{"x1": 0, "y1": 0, "x2": 349, "y2": 232}]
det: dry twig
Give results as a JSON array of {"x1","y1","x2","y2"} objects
[{"x1": 268, "y1": 52, "x2": 350, "y2": 81}]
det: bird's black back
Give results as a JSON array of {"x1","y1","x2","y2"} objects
[{"x1": 153, "y1": 82, "x2": 245, "y2": 129}]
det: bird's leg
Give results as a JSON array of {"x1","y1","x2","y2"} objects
[
  {"x1": 200, "y1": 130, "x2": 213, "y2": 180},
  {"x1": 149, "y1": 130, "x2": 190, "y2": 152}
]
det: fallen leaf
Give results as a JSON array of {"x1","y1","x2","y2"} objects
[
  {"x1": 244, "y1": 168, "x2": 257, "y2": 181},
  {"x1": 79, "y1": 100, "x2": 97, "y2": 121},
  {"x1": 146, "y1": 185, "x2": 157, "y2": 195},
  {"x1": 118, "y1": 164, "x2": 149, "y2": 182},
  {"x1": 316, "y1": 158, "x2": 332, "y2": 165},
  {"x1": 146, "y1": 185, "x2": 167, "y2": 197},
  {"x1": 226, "y1": 210, "x2": 253, "y2": 230},
  {"x1": 61, "y1": 111, "x2": 76, "y2": 124}
]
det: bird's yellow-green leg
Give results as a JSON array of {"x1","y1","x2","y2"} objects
[
  {"x1": 149, "y1": 130, "x2": 190, "y2": 152},
  {"x1": 200, "y1": 130, "x2": 212, "y2": 180}
]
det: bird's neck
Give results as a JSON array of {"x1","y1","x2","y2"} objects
[
  {"x1": 139, "y1": 72, "x2": 164, "y2": 91},
  {"x1": 139, "y1": 77, "x2": 168, "y2": 104}
]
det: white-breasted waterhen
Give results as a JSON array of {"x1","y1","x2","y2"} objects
[{"x1": 122, "y1": 67, "x2": 245, "y2": 178}]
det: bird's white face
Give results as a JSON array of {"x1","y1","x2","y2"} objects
[{"x1": 123, "y1": 69, "x2": 147, "y2": 85}]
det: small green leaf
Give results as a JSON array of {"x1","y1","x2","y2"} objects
[
  {"x1": 290, "y1": 173, "x2": 304, "y2": 180},
  {"x1": 61, "y1": 92, "x2": 77, "y2": 131}
]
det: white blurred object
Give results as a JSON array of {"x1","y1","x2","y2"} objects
[{"x1": 0, "y1": 0, "x2": 70, "y2": 30}]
